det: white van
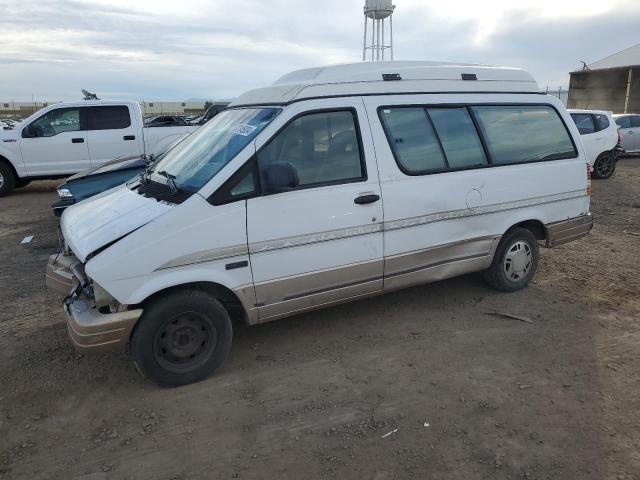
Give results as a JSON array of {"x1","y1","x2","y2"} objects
[{"x1": 46, "y1": 62, "x2": 593, "y2": 386}]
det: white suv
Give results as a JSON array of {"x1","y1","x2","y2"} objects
[
  {"x1": 569, "y1": 109, "x2": 620, "y2": 179},
  {"x1": 613, "y1": 114, "x2": 640, "y2": 155},
  {"x1": 46, "y1": 62, "x2": 593, "y2": 386}
]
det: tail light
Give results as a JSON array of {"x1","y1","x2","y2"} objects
[
  {"x1": 617, "y1": 128, "x2": 622, "y2": 144},
  {"x1": 586, "y1": 163, "x2": 592, "y2": 196}
]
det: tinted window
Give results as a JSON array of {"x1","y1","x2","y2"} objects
[
  {"x1": 257, "y1": 110, "x2": 364, "y2": 190},
  {"x1": 379, "y1": 108, "x2": 446, "y2": 173},
  {"x1": 473, "y1": 106, "x2": 577, "y2": 164},
  {"x1": 87, "y1": 106, "x2": 131, "y2": 130},
  {"x1": 570, "y1": 113, "x2": 595, "y2": 135},
  {"x1": 428, "y1": 108, "x2": 487, "y2": 169},
  {"x1": 616, "y1": 116, "x2": 631, "y2": 128},
  {"x1": 28, "y1": 108, "x2": 80, "y2": 137},
  {"x1": 631, "y1": 116, "x2": 640, "y2": 128},
  {"x1": 594, "y1": 114, "x2": 609, "y2": 131}
]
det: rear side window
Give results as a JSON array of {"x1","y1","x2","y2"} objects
[
  {"x1": 616, "y1": 116, "x2": 631, "y2": 128},
  {"x1": 86, "y1": 106, "x2": 131, "y2": 130},
  {"x1": 379, "y1": 108, "x2": 446, "y2": 173},
  {"x1": 632, "y1": 116, "x2": 640, "y2": 128},
  {"x1": 594, "y1": 114, "x2": 610, "y2": 131},
  {"x1": 473, "y1": 106, "x2": 577, "y2": 164},
  {"x1": 571, "y1": 113, "x2": 595, "y2": 134},
  {"x1": 428, "y1": 108, "x2": 487, "y2": 169}
]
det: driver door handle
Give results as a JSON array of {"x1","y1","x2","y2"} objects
[
  {"x1": 71, "y1": 138, "x2": 84, "y2": 143},
  {"x1": 354, "y1": 193, "x2": 380, "y2": 205}
]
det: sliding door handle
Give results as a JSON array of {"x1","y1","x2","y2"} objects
[
  {"x1": 71, "y1": 138, "x2": 84, "y2": 143},
  {"x1": 354, "y1": 194, "x2": 380, "y2": 205}
]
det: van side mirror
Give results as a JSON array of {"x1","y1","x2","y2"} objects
[{"x1": 263, "y1": 162, "x2": 299, "y2": 194}]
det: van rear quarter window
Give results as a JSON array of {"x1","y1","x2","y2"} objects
[{"x1": 473, "y1": 106, "x2": 577, "y2": 164}]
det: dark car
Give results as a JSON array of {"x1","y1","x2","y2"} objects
[
  {"x1": 145, "y1": 115, "x2": 188, "y2": 127},
  {"x1": 52, "y1": 133, "x2": 190, "y2": 216},
  {"x1": 52, "y1": 155, "x2": 147, "y2": 216}
]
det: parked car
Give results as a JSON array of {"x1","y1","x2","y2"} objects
[
  {"x1": 0, "y1": 100, "x2": 198, "y2": 196},
  {"x1": 613, "y1": 114, "x2": 640, "y2": 155},
  {"x1": 145, "y1": 115, "x2": 188, "y2": 127},
  {"x1": 47, "y1": 62, "x2": 593, "y2": 387},
  {"x1": 51, "y1": 134, "x2": 191, "y2": 216},
  {"x1": 568, "y1": 109, "x2": 620, "y2": 179}
]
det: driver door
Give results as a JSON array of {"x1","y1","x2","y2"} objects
[
  {"x1": 246, "y1": 102, "x2": 384, "y2": 323},
  {"x1": 19, "y1": 106, "x2": 90, "y2": 176}
]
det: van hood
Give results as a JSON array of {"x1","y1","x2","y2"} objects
[{"x1": 60, "y1": 185, "x2": 172, "y2": 262}]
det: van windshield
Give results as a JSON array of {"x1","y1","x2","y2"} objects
[{"x1": 147, "y1": 107, "x2": 280, "y2": 192}]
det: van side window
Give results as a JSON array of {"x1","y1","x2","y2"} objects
[
  {"x1": 379, "y1": 108, "x2": 446, "y2": 173},
  {"x1": 631, "y1": 116, "x2": 640, "y2": 128},
  {"x1": 571, "y1": 113, "x2": 595, "y2": 134},
  {"x1": 473, "y1": 106, "x2": 577, "y2": 164},
  {"x1": 428, "y1": 108, "x2": 487, "y2": 169},
  {"x1": 86, "y1": 106, "x2": 131, "y2": 130},
  {"x1": 26, "y1": 107, "x2": 80, "y2": 137},
  {"x1": 257, "y1": 110, "x2": 365, "y2": 192}
]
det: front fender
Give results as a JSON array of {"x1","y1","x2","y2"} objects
[{"x1": 0, "y1": 145, "x2": 25, "y2": 177}]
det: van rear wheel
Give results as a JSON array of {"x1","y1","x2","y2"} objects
[
  {"x1": 483, "y1": 228, "x2": 539, "y2": 292},
  {"x1": 131, "y1": 290, "x2": 233, "y2": 387}
]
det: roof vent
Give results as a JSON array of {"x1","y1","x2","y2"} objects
[
  {"x1": 382, "y1": 73, "x2": 402, "y2": 81},
  {"x1": 461, "y1": 73, "x2": 477, "y2": 81}
]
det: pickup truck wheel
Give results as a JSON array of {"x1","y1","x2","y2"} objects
[
  {"x1": 593, "y1": 152, "x2": 616, "y2": 179},
  {"x1": 131, "y1": 290, "x2": 233, "y2": 387},
  {"x1": 483, "y1": 227, "x2": 539, "y2": 292},
  {"x1": 0, "y1": 162, "x2": 16, "y2": 197}
]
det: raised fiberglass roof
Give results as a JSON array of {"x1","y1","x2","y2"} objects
[{"x1": 230, "y1": 61, "x2": 540, "y2": 106}]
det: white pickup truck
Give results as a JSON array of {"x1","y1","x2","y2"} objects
[{"x1": 0, "y1": 100, "x2": 198, "y2": 196}]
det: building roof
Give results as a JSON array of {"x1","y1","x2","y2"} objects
[
  {"x1": 230, "y1": 61, "x2": 540, "y2": 106},
  {"x1": 586, "y1": 43, "x2": 640, "y2": 71}
]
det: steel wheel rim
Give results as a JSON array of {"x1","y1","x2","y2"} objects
[
  {"x1": 153, "y1": 311, "x2": 216, "y2": 373},
  {"x1": 503, "y1": 240, "x2": 533, "y2": 282},
  {"x1": 596, "y1": 155, "x2": 613, "y2": 177},
  {"x1": 0, "y1": 171, "x2": 4, "y2": 189}
]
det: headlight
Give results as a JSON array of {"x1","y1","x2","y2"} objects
[{"x1": 57, "y1": 188, "x2": 73, "y2": 199}]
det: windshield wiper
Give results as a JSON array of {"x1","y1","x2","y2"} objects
[{"x1": 157, "y1": 170, "x2": 179, "y2": 194}]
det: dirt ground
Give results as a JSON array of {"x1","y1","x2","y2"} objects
[{"x1": 1, "y1": 159, "x2": 639, "y2": 480}]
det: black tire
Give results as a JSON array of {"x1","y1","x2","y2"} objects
[
  {"x1": 483, "y1": 227, "x2": 539, "y2": 292},
  {"x1": 592, "y1": 151, "x2": 616, "y2": 179},
  {"x1": 130, "y1": 290, "x2": 233, "y2": 387},
  {"x1": 0, "y1": 162, "x2": 16, "y2": 197}
]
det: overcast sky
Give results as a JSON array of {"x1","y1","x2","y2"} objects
[{"x1": 1, "y1": 0, "x2": 639, "y2": 102}]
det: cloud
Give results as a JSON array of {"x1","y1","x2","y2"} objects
[{"x1": 0, "y1": 0, "x2": 639, "y2": 101}]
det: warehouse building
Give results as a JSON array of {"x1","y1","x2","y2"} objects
[{"x1": 567, "y1": 43, "x2": 640, "y2": 113}]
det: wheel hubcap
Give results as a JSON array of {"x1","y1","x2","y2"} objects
[
  {"x1": 596, "y1": 155, "x2": 613, "y2": 177},
  {"x1": 503, "y1": 240, "x2": 532, "y2": 282},
  {"x1": 154, "y1": 312, "x2": 216, "y2": 373}
]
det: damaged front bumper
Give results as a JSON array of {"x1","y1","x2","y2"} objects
[{"x1": 46, "y1": 253, "x2": 142, "y2": 353}]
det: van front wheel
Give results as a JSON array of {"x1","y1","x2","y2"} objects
[
  {"x1": 131, "y1": 290, "x2": 233, "y2": 387},
  {"x1": 483, "y1": 228, "x2": 539, "y2": 292}
]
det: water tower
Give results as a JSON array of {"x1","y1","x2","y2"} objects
[{"x1": 363, "y1": 0, "x2": 395, "y2": 61}]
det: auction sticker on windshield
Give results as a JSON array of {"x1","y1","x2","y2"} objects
[{"x1": 231, "y1": 124, "x2": 258, "y2": 136}]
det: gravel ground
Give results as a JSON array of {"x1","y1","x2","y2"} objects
[{"x1": 0, "y1": 159, "x2": 639, "y2": 480}]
